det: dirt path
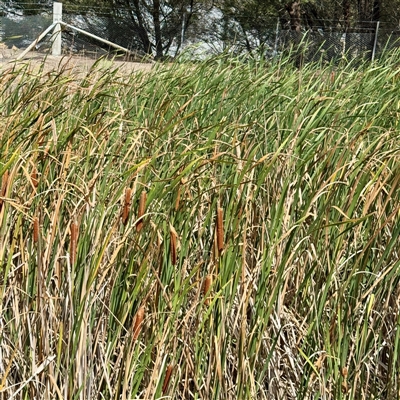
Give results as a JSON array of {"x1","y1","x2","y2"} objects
[{"x1": 0, "y1": 49, "x2": 154, "y2": 76}]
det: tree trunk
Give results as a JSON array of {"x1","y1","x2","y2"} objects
[
  {"x1": 130, "y1": 0, "x2": 152, "y2": 55},
  {"x1": 372, "y1": 0, "x2": 380, "y2": 21},
  {"x1": 343, "y1": 0, "x2": 350, "y2": 29},
  {"x1": 153, "y1": 0, "x2": 163, "y2": 59},
  {"x1": 286, "y1": 1, "x2": 303, "y2": 67},
  {"x1": 286, "y1": 1, "x2": 301, "y2": 32}
]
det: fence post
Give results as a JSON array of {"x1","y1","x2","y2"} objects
[
  {"x1": 371, "y1": 21, "x2": 380, "y2": 62},
  {"x1": 52, "y1": 2, "x2": 62, "y2": 56}
]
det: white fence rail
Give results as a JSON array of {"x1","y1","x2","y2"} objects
[{"x1": 11, "y1": 2, "x2": 147, "y2": 61}]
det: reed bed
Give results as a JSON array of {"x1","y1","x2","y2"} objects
[{"x1": 0, "y1": 52, "x2": 399, "y2": 400}]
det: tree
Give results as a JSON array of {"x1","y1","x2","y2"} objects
[
  {"x1": 59, "y1": 0, "x2": 208, "y2": 59},
  {"x1": 202, "y1": 0, "x2": 281, "y2": 55},
  {"x1": 6, "y1": 0, "x2": 400, "y2": 58}
]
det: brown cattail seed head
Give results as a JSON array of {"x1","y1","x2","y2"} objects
[
  {"x1": 33, "y1": 217, "x2": 39, "y2": 243},
  {"x1": 133, "y1": 305, "x2": 145, "y2": 341},
  {"x1": 31, "y1": 167, "x2": 39, "y2": 188},
  {"x1": 170, "y1": 225, "x2": 177, "y2": 266},
  {"x1": 136, "y1": 190, "x2": 147, "y2": 232},
  {"x1": 162, "y1": 364, "x2": 174, "y2": 394},
  {"x1": 0, "y1": 170, "x2": 9, "y2": 210},
  {"x1": 122, "y1": 187, "x2": 132, "y2": 226},
  {"x1": 70, "y1": 221, "x2": 78, "y2": 265},
  {"x1": 1, "y1": 170, "x2": 8, "y2": 197},
  {"x1": 203, "y1": 274, "x2": 212, "y2": 306},
  {"x1": 216, "y1": 205, "x2": 224, "y2": 253}
]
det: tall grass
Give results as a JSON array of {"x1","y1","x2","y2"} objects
[{"x1": 0, "y1": 52, "x2": 399, "y2": 399}]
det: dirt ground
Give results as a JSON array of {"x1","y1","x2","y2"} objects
[{"x1": 0, "y1": 48, "x2": 154, "y2": 76}]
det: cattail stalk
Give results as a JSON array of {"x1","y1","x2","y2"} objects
[
  {"x1": 122, "y1": 187, "x2": 132, "y2": 226},
  {"x1": 136, "y1": 190, "x2": 147, "y2": 232},
  {"x1": 33, "y1": 217, "x2": 39, "y2": 243},
  {"x1": 216, "y1": 205, "x2": 224, "y2": 254},
  {"x1": 203, "y1": 274, "x2": 212, "y2": 306},
  {"x1": 70, "y1": 221, "x2": 78, "y2": 265},
  {"x1": 162, "y1": 364, "x2": 174, "y2": 394},
  {"x1": 133, "y1": 305, "x2": 145, "y2": 341},
  {"x1": 170, "y1": 226, "x2": 177, "y2": 266},
  {"x1": 0, "y1": 170, "x2": 9, "y2": 210}
]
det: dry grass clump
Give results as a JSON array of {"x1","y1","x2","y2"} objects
[{"x1": 0, "y1": 51, "x2": 399, "y2": 399}]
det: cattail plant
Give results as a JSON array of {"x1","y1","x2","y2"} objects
[
  {"x1": 170, "y1": 225, "x2": 178, "y2": 266},
  {"x1": 330, "y1": 71, "x2": 335, "y2": 84},
  {"x1": 136, "y1": 190, "x2": 147, "y2": 232},
  {"x1": 70, "y1": 220, "x2": 78, "y2": 265},
  {"x1": 0, "y1": 170, "x2": 9, "y2": 211},
  {"x1": 203, "y1": 274, "x2": 213, "y2": 306},
  {"x1": 31, "y1": 167, "x2": 39, "y2": 189},
  {"x1": 162, "y1": 364, "x2": 174, "y2": 394},
  {"x1": 175, "y1": 176, "x2": 187, "y2": 211},
  {"x1": 216, "y1": 204, "x2": 224, "y2": 254},
  {"x1": 1, "y1": 48, "x2": 400, "y2": 400},
  {"x1": 133, "y1": 305, "x2": 145, "y2": 341},
  {"x1": 121, "y1": 187, "x2": 132, "y2": 226}
]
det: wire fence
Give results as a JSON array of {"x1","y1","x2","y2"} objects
[
  {"x1": 1, "y1": 2, "x2": 400, "y2": 62},
  {"x1": 280, "y1": 24, "x2": 400, "y2": 64}
]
